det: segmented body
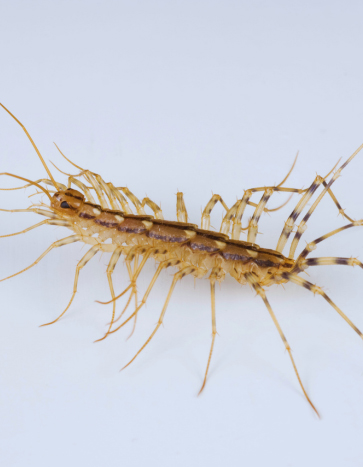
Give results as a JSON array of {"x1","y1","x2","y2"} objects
[
  {"x1": 1, "y1": 102, "x2": 363, "y2": 416},
  {"x1": 52, "y1": 188, "x2": 295, "y2": 287}
]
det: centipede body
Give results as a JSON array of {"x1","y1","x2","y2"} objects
[{"x1": 1, "y1": 102, "x2": 362, "y2": 417}]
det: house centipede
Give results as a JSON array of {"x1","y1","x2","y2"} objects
[{"x1": 1, "y1": 102, "x2": 362, "y2": 417}]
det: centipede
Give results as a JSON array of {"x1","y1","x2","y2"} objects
[{"x1": 1, "y1": 102, "x2": 362, "y2": 417}]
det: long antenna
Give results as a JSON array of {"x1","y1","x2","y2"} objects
[{"x1": 0, "y1": 103, "x2": 60, "y2": 191}]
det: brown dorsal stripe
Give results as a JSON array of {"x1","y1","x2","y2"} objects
[
  {"x1": 148, "y1": 224, "x2": 194, "y2": 243},
  {"x1": 194, "y1": 229, "x2": 229, "y2": 241},
  {"x1": 117, "y1": 218, "x2": 150, "y2": 234},
  {"x1": 189, "y1": 235, "x2": 226, "y2": 253},
  {"x1": 151, "y1": 219, "x2": 198, "y2": 231}
]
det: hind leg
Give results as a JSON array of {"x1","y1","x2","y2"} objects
[{"x1": 245, "y1": 272, "x2": 319, "y2": 416}]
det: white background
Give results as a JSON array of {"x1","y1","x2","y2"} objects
[{"x1": 0, "y1": 1, "x2": 363, "y2": 466}]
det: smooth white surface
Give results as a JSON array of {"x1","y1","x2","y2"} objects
[{"x1": 0, "y1": 1, "x2": 363, "y2": 466}]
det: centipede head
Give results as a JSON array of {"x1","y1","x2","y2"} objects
[{"x1": 51, "y1": 188, "x2": 85, "y2": 215}]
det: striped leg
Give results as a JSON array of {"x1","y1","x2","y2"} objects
[
  {"x1": 247, "y1": 188, "x2": 274, "y2": 243},
  {"x1": 288, "y1": 144, "x2": 363, "y2": 259},
  {"x1": 231, "y1": 191, "x2": 252, "y2": 239},
  {"x1": 245, "y1": 272, "x2": 319, "y2": 416},
  {"x1": 220, "y1": 191, "x2": 291, "y2": 238},
  {"x1": 295, "y1": 220, "x2": 363, "y2": 265},
  {"x1": 198, "y1": 267, "x2": 225, "y2": 394},
  {"x1": 282, "y1": 273, "x2": 363, "y2": 341},
  {"x1": 177, "y1": 192, "x2": 188, "y2": 222},
  {"x1": 121, "y1": 265, "x2": 204, "y2": 371},
  {"x1": 202, "y1": 194, "x2": 229, "y2": 230},
  {"x1": 297, "y1": 256, "x2": 363, "y2": 271},
  {"x1": 41, "y1": 244, "x2": 101, "y2": 326},
  {"x1": 0, "y1": 235, "x2": 80, "y2": 283}
]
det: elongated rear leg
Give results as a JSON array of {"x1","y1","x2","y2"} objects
[
  {"x1": 288, "y1": 145, "x2": 363, "y2": 258},
  {"x1": 198, "y1": 267, "x2": 225, "y2": 394},
  {"x1": 282, "y1": 273, "x2": 363, "y2": 340},
  {"x1": 245, "y1": 272, "x2": 319, "y2": 416},
  {"x1": 294, "y1": 220, "x2": 363, "y2": 265},
  {"x1": 121, "y1": 265, "x2": 206, "y2": 371},
  {"x1": 41, "y1": 244, "x2": 101, "y2": 326},
  {"x1": 0, "y1": 234, "x2": 80, "y2": 283}
]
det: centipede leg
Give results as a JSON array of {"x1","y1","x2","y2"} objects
[
  {"x1": 247, "y1": 188, "x2": 274, "y2": 243},
  {"x1": 245, "y1": 272, "x2": 319, "y2": 416},
  {"x1": 201, "y1": 194, "x2": 229, "y2": 230},
  {"x1": 288, "y1": 145, "x2": 363, "y2": 258},
  {"x1": 127, "y1": 251, "x2": 140, "y2": 338},
  {"x1": 176, "y1": 192, "x2": 188, "y2": 223},
  {"x1": 282, "y1": 273, "x2": 363, "y2": 341},
  {"x1": 104, "y1": 258, "x2": 181, "y2": 335},
  {"x1": 118, "y1": 187, "x2": 146, "y2": 215},
  {"x1": 121, "y1": 266, "x2": 197, "y2": 371},
  {"x1": 294, "y1": 220, "x2": 363, "y2": 264},
  {"x1": 0, "y1": 219, "x2": 69, "y2": 239},
  {"x1": 198, "y1": 267, "x2": 225, "y2": 394},
  {"x1": 0, "y1": 234, "x2": 80, "y2": 283},
  {"x1": 41, "y1": 244, "x2": 101, "y2": 326},
  {"x1": 297, "y1": 256, "x2": 363, "y2": 271},
  {"x1": 94, "y1": 246, "x2": 124, "y2": 342},
  {"x1": 141, "y1": 197, "x2": 164, "y2": 219}
]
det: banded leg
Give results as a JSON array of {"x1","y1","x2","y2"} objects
[
  {"x1": 276, "y1": 175, "x2": 324, "y2": 253},
  {"x1": 297, "y1": 256, "x2": 363, "y2": 272},
  {"x1": 0, "y1": 235, "x2": 80, "y2": 283},
  {"x1": 295, "y1": 220, "x2": 363, "y2": 264},
  {"x1": 247, "y1": 188, "x2": 274, "y2": 243},
  {"x1": 288, "y1": 144, "x2": 363, "y2": 258},
  {"x1": 220, "y1": 200, "x2": 240, "y2": 235},
  {"x1": 201, "y1": 195, "x2": 229, "y2": 230},
  {"x1": 121, "y1": 265, "x2": 205, "y2": 371},
  {"x1": 41, "y1": 244, "x2": 101, "y2": 326},
  {"x1": 141, "y1": 197, "x2": 164, "y2": 219},
  {"x1": 231, "y1": 190, "x2": 253, "y2": 239},
  {"x1": 245, "y1": 272, "x2": 319, "y2": 416},
  {"x1": 0, "y1": 219, "x2": 69, "y2": 238},
  {"x1": 220, "y1": 193, "x2": 292, "y2": 238},
  {"x1": 282, "y1": 273, "x2": 363, "y2": 341},
  {"x1": 322, "y1": 180, "x2": 354, "y2": 222},
  {"x1": 199, "y1": 267, "x2": 225, "y2": 394}
]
